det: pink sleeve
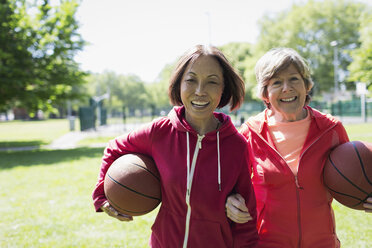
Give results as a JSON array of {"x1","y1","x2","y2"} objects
[
  {"x1": 337, "y1": 122, "x2": 349, "y2": 144},
  {"x1": 92, "y1": 123, "x2": 154, "y2": 212}
]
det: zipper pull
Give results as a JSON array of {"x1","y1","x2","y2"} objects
[
  {"x1": 295, "y1": 176, "x2": 304, "y2": 189},
  {"x1": 197, "y1": 134, "x2": 204, "y2": 149}
]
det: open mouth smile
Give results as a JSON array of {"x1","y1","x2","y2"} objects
[
  {"x1": 191, "y1": 100, "x2": 210, "y2": 108},
  {"x1": 280, "y1": 96, "x2": 297, "y2": 102}
]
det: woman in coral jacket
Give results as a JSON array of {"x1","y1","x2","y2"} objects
[
  {"x1": 225, "y1": 47, "x2": 372, "y2": 248},
  {"x1": 92, "y1": 45, "x2": 258, "y2": 247}
]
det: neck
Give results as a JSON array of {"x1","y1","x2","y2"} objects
[
  {"x1": 185, "y1": 113, "x2": 220, "y2": 135},
  {"x1": 269, "y1": 108, "x2": 307, "y2": 123}
]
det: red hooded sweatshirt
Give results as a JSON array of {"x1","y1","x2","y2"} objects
[
  {"x1": 240, "y1": 106, "x2": 349, "y2": 248},
  {"x1": 92, "y1": 106, "x2": 258, "y2": 247}
]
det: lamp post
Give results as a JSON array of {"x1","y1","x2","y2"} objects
[
  {"x1": 356, "y1": 82, "x2": 367, "y2": 123},
  {"x1": 330, "y1": 41, "x2": 339, "y2": 98},
  {"x1": 205, "y1": 11, "x2": 212, "y2": 45},
  {"x1": 92, "y1": 92, "x2": 110, "y2": 126}
]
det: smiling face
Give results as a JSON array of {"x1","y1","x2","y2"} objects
[
  {"x1": 265, "y1": 64, "x2": 308, "y2": 122},
  {"x1": 180, "y1": 55, "x2": 224, "y2": 125}
]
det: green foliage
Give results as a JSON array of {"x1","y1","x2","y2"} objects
[
  {"x1": 147, "y1": 63, "x2": 174, "y2": 109},
  {"x1": 147, "y1": 0, "x2": 372, "y2": 103},
  {"x1": 255, "y1": 0, "x2": 370, "y2": 95},
  {"x1": 0, "y1": 0, "x2": 34, "y2": 112},
  {"x1": 85, "y1": 71, "x2": 152, "y2": 115},
  {"x1": 0, "y1": 0, "x2": 86, "y2": 116},
  {"x1": 219, "y1": 42, "x2": 257, "y2": 101},
  {"x1": 219, "y1": 42, "x2": 252, "y2": 79},
  {"x1": 348, "y1": 11, "x2": 372, "y2": 92}
]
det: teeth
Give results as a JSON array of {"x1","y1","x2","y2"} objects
[
  {"x1": 281, "y1": 97, "x2": 296, "y2": 102},
  {"x1": 192, "y1": 101, "x2": 209, "y2": 106}
]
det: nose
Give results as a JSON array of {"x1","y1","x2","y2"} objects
[
  {"x1": 195, "y1": 82, "x2": 206, "y2": 96},
  {"x1": 282, "y1": 80, "x2": 293, "y2": 92}
]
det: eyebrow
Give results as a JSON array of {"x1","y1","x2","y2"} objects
[
  {"x1": 186, "y1": 71, "x2": 221, "y2": 79},
  {"x1": 272, "y1": 72, "x2": 300, "y2": 79}
]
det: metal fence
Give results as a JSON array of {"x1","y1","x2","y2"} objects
[{"x1": 310, "y1": 99, "x2": 372, "y2": 118}]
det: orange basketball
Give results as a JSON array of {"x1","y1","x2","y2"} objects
[
  {"x1": 104, "y1": 153, "x2": 161, "y2": 216},
  {"x1": 323, "y1": 141, "x2": 372, "y2": 210}
]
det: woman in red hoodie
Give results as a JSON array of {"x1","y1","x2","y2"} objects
[
  {"x1": 92, "y1": 45, "x2": 258, "y2": 247},
  {"x1": 226, "y1": 47, "x2": 372, "y2": 248}
]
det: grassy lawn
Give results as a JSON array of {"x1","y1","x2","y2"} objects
[
  {"x1": 0, "y1": 119, "x2": 71, "y2": 148},
  {"x1": 344, "y1": 123, "x2": 372, "y2": 142},
  {"x1": 0, "y1": 120, "x2": 371, "y2": 247},
  {"x1": 0, "y1": 147, "x2": 157, "y2": 247}
]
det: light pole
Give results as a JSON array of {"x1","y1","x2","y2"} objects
[
  {"x1": 330, "y1": 41, "x2": 339, "y2": 98},
  {"x1": 92, "y1": 92, "x2": 110, "y2": 126},
  {"x1": 205, "y1": 11, "x2": 212, "y2": 45}
]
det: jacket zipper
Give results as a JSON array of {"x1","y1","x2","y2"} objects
[
  {"x1": 294, "y1": 123, "x2": 337, "y2": 247},
  {"x1": 183, "y1": 134, "x2": 204, "y2": 248},
  {"x1": 251, "y1": 122, "x2": 337, "y2": 248}
]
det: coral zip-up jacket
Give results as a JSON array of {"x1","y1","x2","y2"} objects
[
  {"x1": 239, "y1": 106, "x2": 349, "y2": 248},
  {"x1": 92, "y1": 106, "x2": 258, "y2": 247}
]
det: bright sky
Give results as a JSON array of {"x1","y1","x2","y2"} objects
[{"x1": 75, "y1": 0, "x2": 304, "y2": 82}]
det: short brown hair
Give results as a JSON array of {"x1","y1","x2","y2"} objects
[
  {"x1": 255, "y1": 47, "x2": 314, "y2": 108},
  {"x1": 168, "y1": 45, "x2": 245, "y2": 111}
]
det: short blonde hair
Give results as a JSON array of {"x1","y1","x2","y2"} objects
[{"x1": 255, "y1": 48, "x2": 314, "y2": 108}]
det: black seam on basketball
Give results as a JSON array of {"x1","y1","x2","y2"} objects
[
  {"x1": 325, "y1": 184, "x2": 365, "y2": 207},
  {"x1": 352, "y1": 141, "x2": 372, "y2": 186},
  {"x1": 131, "y1": 162, "x2": 160, "y2": 181},
  {"x1": 106, "y1": 194, "x2": 159, "y2": 214},
  {"x1": 107, "y1": 173, "x2": 161, "y2": 201},
  {"x1": 328, "y1": 153, "x2": 369, "y2": 195}
]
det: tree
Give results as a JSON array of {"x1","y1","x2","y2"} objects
[
  {"x1": 348, "y1": 11, "x2": 372, "y2": 93},
  {"x1": 255, "y1": 0, "x2": 370, "y2": 95},
  {"x1": 0, "y1": 0, "x2": 86, "y2": 117},
  {"x1": 146, "y1": 63, "x2": 174, "y2": 111},
  {"x1": 86, "y1": 71, "x2": 150, "y2": 116},
  {"x1": 218, "y1": 42, "x2": 257, "y2": 101},
  {"x1": 0, "y1": 0, "x2": 34, "y2": 112}
]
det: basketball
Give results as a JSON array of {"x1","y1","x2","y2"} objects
[
  {"x1": 323, "y1": 141, "x2": 372, "y2": 210},
  {"x1": 104, "y1": 153, "x2": 161, "y2": 216}
]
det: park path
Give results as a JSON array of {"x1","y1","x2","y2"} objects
[
  {"x1": 1, "y1": 116, "x2": 370, "y2": 152},
  {"x1": 0, "y1": 123, "x2": 145, "y2": 151}
]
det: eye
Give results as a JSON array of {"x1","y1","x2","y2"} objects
[
  {"x1": 271, "y1": 80, "x2": 282, "y2": 87},
  {"x1": 185, "y1": 78, "x2": 195, "y2": 83},
  {"x1": 290, "y1": 77, "x2": 299, "y2": 81},
  {"x1": 208, "y1": 80, "x2": 218, "y2": 85}
]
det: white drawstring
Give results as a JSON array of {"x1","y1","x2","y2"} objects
[
  {"x1": 183, "y1": 132, "x2": 191, "y2": 248},
  {"x1": 186, "y1": 132, "x2": 190, "y2": 196},
  {"x1": 183, "y1": 132, "x2": 204, "y2": 248},
  {"x1": 183, "y1": 131, "x2": 221, "y2": 247},
  {"x1": 217, "y1": 131, "x2": 221, "y2": 191}
]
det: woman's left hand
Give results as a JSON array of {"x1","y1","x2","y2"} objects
[{"x1": 363, "y1": 197, "x2": 372, "y2": 213}]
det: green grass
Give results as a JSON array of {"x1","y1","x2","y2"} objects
[
  {"x1": 0, "y1": 147, "x2": 157, "y2": 248},
  {"x1": 344, "y1": 123, "x2": 372, "y2": 142},
  {"x1": 0, "y1": 120, "x2": 371, "y2": 247},
  {"x1": 0, "y1": 119, "x2": 70, "y2": 148}
]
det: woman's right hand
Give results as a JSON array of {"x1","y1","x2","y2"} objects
[
  {"x1": 226, "y1": 193, "x2": 252, "y2": 224},
  {"x1": 101, "y1": 202, "x2": 133, "y2": 222}
]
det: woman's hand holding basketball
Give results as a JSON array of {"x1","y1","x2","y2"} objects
[
  {"x1": 363, "y1": 197, "x2": 372, "y2": 213},
  {"x1": 225, "y1": 193, "x2": 252, "y2": 223},
  {"x1": 101, "y1": 202, "x2": 133, "y2": 222}
]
